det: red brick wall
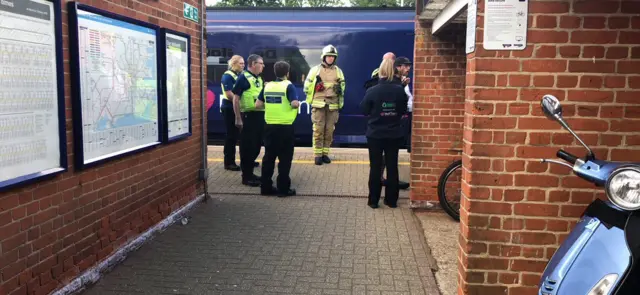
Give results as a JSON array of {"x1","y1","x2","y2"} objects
[
  {"x1": 0, "y1": 1, "x2": 205, "y2": 294},
  {"x1": 411, "y1": 21, "x2": 467, "y2": 204},
  {"x1": 460, "y1": 1, "x2": 640, "y2": 294}
]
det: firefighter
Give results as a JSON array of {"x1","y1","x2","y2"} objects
[
  {"x1": 303, "y1": 44, "x2": 346, "y2": 165},
  {"x1": 255, "y1": 61, "x2": 298, "y2": 197}
]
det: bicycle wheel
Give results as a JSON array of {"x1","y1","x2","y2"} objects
[{"x1": 437, "y1": 160, "x2": 462, "y2": 222}]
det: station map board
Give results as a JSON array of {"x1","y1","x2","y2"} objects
[
  {"x1": 0, "y1": 0, "x2": 67, "y2": 190},
  {"x1": 69, "y1": 3, "x2": 161, "y2": 169},
  {"x1": 161, "y1": 30, "x2": 192, "y2": 142}
]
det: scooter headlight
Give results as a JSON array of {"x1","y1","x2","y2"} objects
[
  {"x1": 606, "y1": 166, "x2": 640, "y2": 211},
  {"x1": 588, "y1": 273, "x2": 618, "y2": 295}
]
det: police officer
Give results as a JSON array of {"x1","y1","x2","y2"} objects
[
  {"x1": 220, "y1": 55, "x2": 244, "y2": 171},
  {"x1": 232, "y1": 54, "x2": 265, "y2": 187},
  {"x1": 255, "y1": 61, "x2": 298, "y2": 197},
  {"x1": 304, "y1": 44, "x2": 346, "y2": 165}
]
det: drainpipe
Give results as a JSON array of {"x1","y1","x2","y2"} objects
[{"x1": 199, "y1": 0, "x2": 209, "y2": 202}]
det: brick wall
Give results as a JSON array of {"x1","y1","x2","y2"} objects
[
  {"x1": 410, "y1": 21, "x2": 467, "y2": 204},
  {"x1": 461, "y1": 1, "x2": 640, "y2": 294},
  {"x1": 0, "y1": 1, "x2": 205, "y2": 294}
]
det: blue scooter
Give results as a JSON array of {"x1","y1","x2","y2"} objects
[{"x1": 538, "y1": 94, "x2": 640, "y2": 295}]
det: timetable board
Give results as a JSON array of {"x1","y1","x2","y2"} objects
[{"x1": 0, "y1": 0, "x2": 67, "y2": 190}]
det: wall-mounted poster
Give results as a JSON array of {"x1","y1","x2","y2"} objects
[
  {"x1": 160, "y1": 29, "x2": 192, "y2": 142},
  {"x1": 68, "y1": 2, "x2": 162, "y2": 170},
  {"x1": 0, "y1": 0, "x2": 68, "y2": 191},
  {"x1": 483, "y1": 0, "x2": 528, "y2": 50}
]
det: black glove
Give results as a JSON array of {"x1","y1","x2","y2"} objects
[{"x1": 334, "y1": 84, "x2": 342, "y2": 96}]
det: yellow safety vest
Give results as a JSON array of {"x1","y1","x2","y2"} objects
[
  {"x1": 239, "y1": 71, "x2": 264, "y2": 112},
  {"x1": 221, "y1": 70, "x2": 238, "y2": 100},
  {"x1": 303, "y1": 64, "x2": 345, "y2": 110},
  {"x1": 264, "y1": 80, "x2": 297, "y2": 125}
]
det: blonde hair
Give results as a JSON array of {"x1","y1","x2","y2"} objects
[
  {"x1": 377, "y1": 59, "x2": 395, "y2": 81},
  {"x1": 228, "y1": 55, "x2": 244, "y2": 72}
]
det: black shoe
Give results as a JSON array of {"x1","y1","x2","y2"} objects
[
  {"x1": 278, "y1": 189, "x2": 296, "y2": 198},
  {"x1": 242, "y1": 179, "x2": 260, "y2": 187},
  {"x1": 261, "y1": 186, "x2": 278, "y2": 195},
  {"x1": 315, "y1": 157, "x2": 323, "y2": 165},
  {"x1": 224, "y1": 164, "x2": 241, "y2": 171},
  {"x1": 322, "y1": 155, "x2": 331, "y2": 164},
  {"x1": 242, "y1": 174, "x2": 261, "y2": 187},
  {"x1": 368, "y1": 202, "x2": 379, "y2": 209},
  {"x1": 381, "y1": 179, "x2": 410, "y2": 190},
  {"x1": 384, "y1": 199, "x2": 398, "y2": 208}
]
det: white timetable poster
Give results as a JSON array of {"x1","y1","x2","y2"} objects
[
  {"x1": 483, "y1": 0, "x2": 528, "y2": 50},
  {"x1": 466, "y1": 0, "x2": 477, "y2": 54},
  {"x1": 0, "y1": 0, "x2": 63, "y2": 186}
]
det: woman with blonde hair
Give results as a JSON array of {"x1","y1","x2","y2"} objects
[
  {"x1": 377, "y1": 58, "x2": 395, "y2": 81},
  {"x1": 221, "y1": 55, "x2": 245, "y2": 171},
  {"x1": 359, "y1": 57, "x2": 409, "y2": 209}
]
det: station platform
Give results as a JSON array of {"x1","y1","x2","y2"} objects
[
  {"x1": 206, "y1": 146, "x2": 412, "y2": 199},
  {"x1": 77, "y1": 146, "x2": 451, "y2": 295}
]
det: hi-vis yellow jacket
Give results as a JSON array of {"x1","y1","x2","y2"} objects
[{"x1": 303, "y1": 65, "x2": 346, "y2": 110}]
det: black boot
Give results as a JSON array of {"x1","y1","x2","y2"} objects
[
  {"x1": 278, "y1": 189, "x2": 296, "y2": 198},
  {"x1": 315, "y1": 157, "x2": 323, "y2": 165},
  {"x1": 322, "y1": 155, "x2": 331, "y2": 164},
  {"x1": 261, "y1": 186, "x2": 278, "y2": 196},
  {"x1": 224, "y1": 163, "x2": 240, "y2": 171}
]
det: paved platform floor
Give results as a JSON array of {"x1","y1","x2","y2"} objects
[
  {"x1": 206, "y1": 146, "x2": 412, "y2": 198},
  {"x1": 82, "y1": 195, "x2": 441, "y2": 295}
]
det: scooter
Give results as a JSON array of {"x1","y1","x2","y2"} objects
[{"x1": 537, "y1": 94, "x2": 640, "y2": 295}]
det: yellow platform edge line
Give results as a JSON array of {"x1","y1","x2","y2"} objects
[{"x1": 207, "y1": 158, "x2": 410, "y2": 166}]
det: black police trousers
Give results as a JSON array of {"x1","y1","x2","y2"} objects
[
  {"x1": 239, "y1": 112, "x2": 264, "y2": 180},
  {"x1": 367, "y1": 136, "x2": 403, "y2": 206},
  {"x1": 261, "y1": 124, "x2": 295, "y2": 193},
  {"x1": 222, "y1": 107, "x2": 239, "y2": 166}
]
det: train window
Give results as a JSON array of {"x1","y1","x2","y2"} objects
[
  {"x1": 207, "y1": 47, "x2": 235, "y2": 83},
  {"x1": 250, "y1": 47, "x2": 322, "y2": 85}
]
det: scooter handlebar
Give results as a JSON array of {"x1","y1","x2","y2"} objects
[{"x1": 557, "y1": 149, "x2": 578, "y2": 165}]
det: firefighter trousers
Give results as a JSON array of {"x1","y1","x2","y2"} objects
[{"x1": 311, "y1": 105, "x2": 339, "y2": 156}]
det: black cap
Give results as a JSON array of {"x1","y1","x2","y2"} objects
[{"x1": 394, "y1": 56, "x2": 412, "y2": 67}]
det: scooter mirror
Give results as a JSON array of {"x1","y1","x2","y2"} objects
[{"x1": 541, "y1": 94, "x2": 563, "y2": 121}]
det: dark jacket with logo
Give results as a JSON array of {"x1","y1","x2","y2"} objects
[{"x1": 359, "y1": 79, "x2": 408, "y2": 139}]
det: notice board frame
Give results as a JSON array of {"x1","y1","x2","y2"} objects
[
  {"x1": 0, "y1": 0, "x2": 68, "y2": 192},
  {"x1": 67, "y1": 2, "x2": 164, "y2": 170},
  {"x1": 159, "y1": 28, "x2": 193, "y2": 143}
]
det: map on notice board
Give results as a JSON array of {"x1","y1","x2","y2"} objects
[
  {"x1": 75, "y1": 7, "x2": 159, "y2": 166},
  {"x1": 164, "y1": 33, "x2": 190, "y2": 140}
]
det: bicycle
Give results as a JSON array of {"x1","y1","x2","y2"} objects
[{"x1": 437, "y1": 159, "x2": 462, "y2": 222}]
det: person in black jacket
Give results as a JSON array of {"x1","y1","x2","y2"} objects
[
  {"x1": 364, "y1": 54, "x2": 412, "y2": 190},
  {"x1": 360, "y1": 59, "x2": 408, "y2": 209}
]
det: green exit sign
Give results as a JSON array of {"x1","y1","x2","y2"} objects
[{"x1": 183, "y1": 3, "x2": 199, "y2": 23}]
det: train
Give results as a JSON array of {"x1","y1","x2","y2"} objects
[{"x1": 205, "y1": 7, "x2": 416, "y2": 146}]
